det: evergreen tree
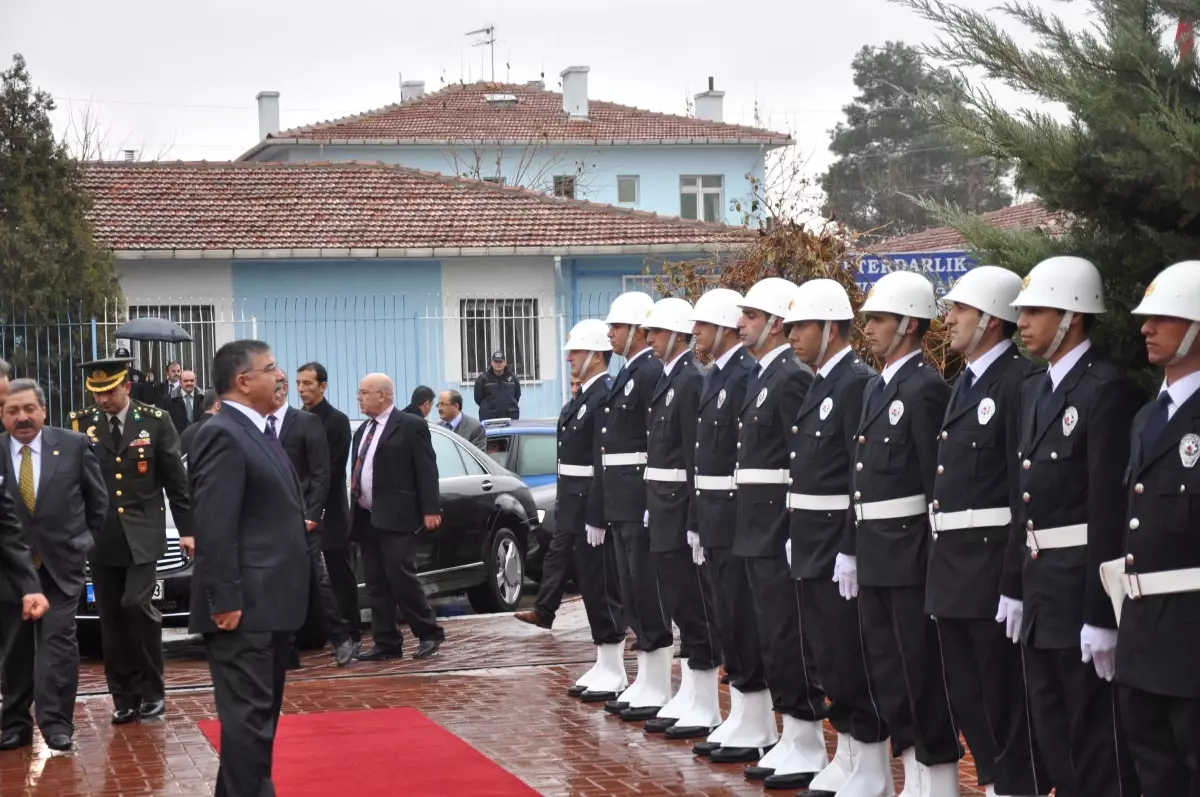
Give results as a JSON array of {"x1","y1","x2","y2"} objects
[
  {"x1": 820, "y1": 41, "x2": 1013, "y2": 242},
  {"x1": 897, "y1": 0, "x2": 1200, "y2": 380}
]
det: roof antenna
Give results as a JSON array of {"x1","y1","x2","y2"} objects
[{"x1": 466, "y1": 26, "x2": 496, "y2": 82}]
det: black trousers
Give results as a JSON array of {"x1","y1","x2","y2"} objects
[
  {"x1": 655, "y1": 547, "x2": 719, "y2": 671},
  {"x1": 572, "y1": 532, "x2": 625, "y2": 645},
  {"x1": 858, "y1": 584, "x2": 960, "y2": 764},
  {"x1": 91, "y1": 561, "x2": 164, "y2": 712},
  {"x1": 1119, "y1": 684, "x2": 1200, "y2": 797},
  {"x1": 0, "y1": 573, "x2": 79, "y2": 737},
  {"x1": 937, "y1": 618, "x2": 1050, "y2": 794},
  {"x1": 321, "y1": 544, "x2": 360, "y2": 643},
  {"x1": 304, "y1": 533, "x2": 349, "y2": 647},
  {"x1": 611, "y1": 521, "x2": 672, "y2": 651},
  {"x1": 206, "y1": 629, "x2": 291, "y2": 797},
  {"x1": 800, "y1": 578, "x2": 887, "y2": 743},
  {"x1": 1024, "y1": 645, "x2": 1139, "y2": 797},
  {"x1": 703, "y1": 545, "x2": 766, "y2": 693},
  {"x1": 743, "y1": 555, "x2": 827, "y2": 721},
  {"x1": 531, "y1": 524, "x2": 573, "y2": 624},
  {"x1": 357, "y1": 515, "x2": 444, "y2": 649}
]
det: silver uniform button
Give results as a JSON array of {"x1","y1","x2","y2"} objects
[
  {"x1": 791, "y1": 426, "x2": 798, "y2": 433},
  {"x1": 1126, "y1": 554, "x2": 1135, "y2": 565},
  {"x1": 1023, "y1": 492, "x2": 1030, "y2": 503},
  {"x1": 1129, "y1": 518, "x2": 1140, "y2": 530},
  {"x1": 815, "y1": 431, "x2": 821, "y2": 437},
  {"x1": 790, "y1": 452, "x2": 796, "y2": 460},
  {"x1": 937, "y1": 465, "x2": 944, "y2": 474},
  {"x1": 858, "y1": 435, "x2": 866, "y2": 444},
  {"x1": 932, "y1": 500, "x2": 940, "y2": 510},
  {"x1": 855, "y1": 462, "x2": 863, "y2": 471},
  {"x1": 853, "y1": 491, "x2": 861, "y2": 500},
  {"x1": 1050, "y1": 452, "x2": 1058, "y2": 460},
  {"x1": 1134, "y1": 483, "x2": 1144, "y2": 494},
  {"x1": 941, "y1": 431, "x2": 949, "y2": 440},
  {"x1": 1026, "y1": 520, "x2": 1034, "y2": 530},
  {"x1": 1023, "y1": 459, "x2": 1032, "y2": 470}
]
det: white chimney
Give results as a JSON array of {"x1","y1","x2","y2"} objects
[
  {"x1": 560, "y1": 66, "x2": 589, "y2": 120},
  {"x1": 694, "y1": 77, "x2": 724, "y2": 123},
  {"x1": 401, "y1": 80, "x2": 425, "y2": 102},
  {"x1": 257, "y1": 91, "x2": 281, "y2": 140}
]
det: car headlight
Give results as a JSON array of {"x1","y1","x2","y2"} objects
[{"x1": 537, "y1": 509, "x2": 546, "y2": 524}]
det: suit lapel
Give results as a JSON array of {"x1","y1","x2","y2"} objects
[
  {"x1": 228, "y1": 409, "x2": 297, "y2": 496},
  {"x1": 942, "y1": 351, "x2": 1014, "y2": 428},
  {"x1": 653, "y1": 352, "x2": 691, "y2": 404},
  {"x1": 743, "y1": 354, "x2": 783, "y2": 412},
  {"x1": 860, "y1": 356, "x2": 920, "y2": 429},
  {"x1": 280, "y1": 407, "x2": 296, "y2": 443},
  {"x1": 379, "y1": 407, "x2": 405, "y2": 443},
  {"x1": 796, "y1": 353, "x2": 849, "y2": 420},
  {"x1": 34, "y1": 428, "x2": 60, "y2": 515},
  {"x1": 1030, "y1": 349, "x2": 1093, "y2": 451},
  {"x1": 700, "y1": 350, "x2": 737, "y2": 409},
  {"x1": 1139, "y1": 391, "x2": 1200, "y2": 474}
]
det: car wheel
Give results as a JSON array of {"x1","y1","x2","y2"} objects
[{"x1": 467, "y1": 528, "x2": 525, "y2": 614}]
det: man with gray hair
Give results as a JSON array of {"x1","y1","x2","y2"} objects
[{"x1": 0, "y1": 358, "x2": 10, "y2": 411}]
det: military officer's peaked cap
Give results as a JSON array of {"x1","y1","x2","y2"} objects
[{"x1": 79, "y1": 357, "x2": 132, "y2": 393}]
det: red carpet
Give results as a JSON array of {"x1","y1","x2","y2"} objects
[{"x1": 198, "y1": 707, "x2": 540, "y2": 796}]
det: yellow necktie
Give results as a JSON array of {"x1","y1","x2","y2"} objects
[{"x1": 19, "y1": 445, "x2": 35, "y2": 513}]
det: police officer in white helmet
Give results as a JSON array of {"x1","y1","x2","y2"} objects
[
  {"x1": 1112, "y1": 261, "x2": 1200, "y2": 796},
  {"x1": 1010, "y1": 256, "x2": 1140, "y2": 796}
]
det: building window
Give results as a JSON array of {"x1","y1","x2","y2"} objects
[
  {"x1": 621, "y1": 275, "x2": 660, "y2": 298},
  {"x1": 460, "y1": 298, "x2": 541, "y2": 381},
  {"x1": 124, "y1": 304, "x2": 216, "y2": 388},
  {"x1": 617, "y1": 175, "x2": 639, "y2": 205},
  {"x1": 680, "y1": 175, "x2": 724, "y2": 221},
  {"x1": 553, "y1": 175, "x2": 576, "y2": 198}
]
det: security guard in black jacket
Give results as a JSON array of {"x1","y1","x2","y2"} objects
[
  {"x1": 586, "y1": 292, "x2": 671, "y2": 716},
  {"x1": 719, "y1": 277, "x2": 828, "y2": 786},
  {"x1": 1111, "y1": 261, "x2": 1200, "y2": 796},
  {"x1": 71, "y1": 356, "x2": 191, "y2": 725},
  {"x1": 1008, "y1": 256, "x2": 1141, "y2": 797},
  {"x1": 930, "y1": 267, "x2": 1049, "y2": 797},
  {"x1": 684, "y1": 288, "x2": 764, "y2": 756},
  {"x1": 850, "y1": 271, "x2": 960, "y2": 794},
  {"x1": 783, "y1": 278, "x2": 889, "y2": 794}
]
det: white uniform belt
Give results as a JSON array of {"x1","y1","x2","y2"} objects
[
  {"x1": 644, "y1": 467, "x2": 687, "y2": 483},
  {"x1": 1123, "y1": 568, "x2": 1200, "y2": 599},
  {"x1": 695, "y1": 475, "x2": 737, "y2": 491},
  {"x1": 558, "y1": 463, "x2": 594, "y2": 478},
  {"x1": 787, "y1": 493, "x2": 851, "y2": 511},
  {"x1": 734, "y1": 469, "x2": 790, "y2": 486},
  {"x1": 854, "y1": 494, "x2": 927, "y2": 522},
  {"x1": 602, "y1": 452, "x2": 647, "y2": 467},
  {"x1": 1025, "y1": 524, "x2": 1087, "y2": 553},
  {"x1": 931, "y1": 507, "x2": 1012, "y2": 532}
]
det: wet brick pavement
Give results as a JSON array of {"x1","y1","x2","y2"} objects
[{"x1": 3, "y1": 598, "x2": 986, "y2": 796}]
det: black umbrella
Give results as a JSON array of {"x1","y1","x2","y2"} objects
[{"x1": 114, "y1": 317, "x2": 193, "y2": 343}]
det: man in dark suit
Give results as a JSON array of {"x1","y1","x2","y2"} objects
[
  {"x1": 189, "y1": 340, "x2": 310, "y2": 797},
  {"x1": 403, "y1": 385, "x2": 434, "y2": 419},
  {"x1": 164, "y1": 370, "x2": 204, "y2": 435},
  {"x1": 297, "y1": 362, "x2": 358, "y2": 653},
  {"x1": 268, "y1": 376, "x2": 354, "y2": 666},
  {"x1": 71, "y1": 355, "x2": 192, "y2": 725},
  {"x1": 352, "y1": 373, "x2": 444, "y2": 662},
  {"x1": 850, "y1": 271, "x2": 960, "y2": 790},
  {"x1": 929, "y1": 268, "x2": 1049, "y2": 797},
  {"x1": 0, "y1": 379, "x2": 107, "y2": 752},
  {"x1": 180, "y1": 392, "x2": 220, "y2": 459},
  {"x1": 436, "y1": 390, "x2": 485, "y2": 450},
  {"x1": 1115, "y1": 261, "x2": 1200, "y2": 795}
]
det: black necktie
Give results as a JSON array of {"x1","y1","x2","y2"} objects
[
  {"x1": 1140, "y1": 391, "x2": 1174, "y2": 452},
  {"x1": 264, "y1": 415, "x2": 291, "y2": 466},
  {"x1": 951, "y1": 368, "x2": 975, "y2": 413},
  {"x1": 351, "y1": 420, "x2": 378, "y2": 502},
  {"x1": 1034, "y1": 374, "x2": 1055, "y2": 429},
  {"x1": 110, "y1": 416, "x2": 121, "y2": 444},
  {"x1": 867, "y1": 378, "x2": 886, "y2": 417}
]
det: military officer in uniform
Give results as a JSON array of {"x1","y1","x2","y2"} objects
[
  {"x1": 722, "y1": 277, "x2": 829, "y2": 788},
  {"x1": 1009, "y1": 256, "x2": 1140, "y2": 796},
  {"x1": 685, "y1": 288, "x2": 765, "y2": 756},
  {"x1": 72, "y1": 356, "x2": 191, "y2": 725},
  {"x1": 849, "y1": 270, "x2": 960, "y2": 794},
  {"x1": 783, "y1": 278, "x2": 891, "y2": 795},
  {"x1": 638, "y1": 298, "x2": 720, "y2": 734},
  {"x1": 1112, "y1": 261, "x2": 1200, "y2": 796},
  {"x1": 586, "y1": 291, "x2": 671, "y2": 717},
  {"x1": 929, "y1": 267, "x2": 1049, "y2": 797}
]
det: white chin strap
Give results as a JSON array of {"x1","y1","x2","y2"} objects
[
  {"x1": 756, "y1": 315, "x2": 777, "y2": 351},
  {"x1": 1172, "y1": 321, "x2": 1200, "y2": 363},
  {"x1": 816, "y1": 321, "x2": 832, "y2": 365},
  {"x1": 621, "y1": 326, "x2": 634, "y2": 359},
  {"x1": 1044, "y1": 311, "x2": 1074, "y2": 360},
  {"x1": 966, "y1": 312, "x2": 992, "y2": 356},
  {"x1": 666, "y1": 331, "x2": 679, "y2": 358},
  {"x1": 580, "y1": 351, "x2": 596, "y2": 378},
  {"x1": 883, "y1": 315, "x2": 912, "y2": 359},
  {"x1": 714, "y1": 326, "x2": 726, "y2": 351}
]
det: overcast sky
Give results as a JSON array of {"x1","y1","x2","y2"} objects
[{"x1": 3, "y1": 0, "x2": 1093, "y2": 186}]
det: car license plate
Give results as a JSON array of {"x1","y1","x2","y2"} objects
[
  {"x1": 86, "y1": 583, "x2": 95, "y2": 604},
  {"x1": 153, "y1": 580, "x2": 164, "y2": 601}
]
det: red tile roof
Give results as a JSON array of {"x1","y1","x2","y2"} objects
[
  {"x1": 241, "y1": 81, "x2": 790, "y2": 158},
  {"x1": 81, "y1": 161, "x2": 758, "y2": 255},
  {"x1": 876, "y1": 200, "x2": 1065, "y2": 253}
]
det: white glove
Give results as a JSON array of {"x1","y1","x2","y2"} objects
[
  {"x1": 832, "y1": 553, "x2": 858, "y2": 600},
  {"x1": 585, "y1": 524, "x2": 606, "y2": 547},
  {"x1": 686, "y1": 531, "x2": 705, "y2": 566},
  {"x1": 643, "y1": 509, "x2": 649, "y2": 526},
  {"x1": 994, "y1": 596, "x2": 1024, "y2": 644},
  {"x1": 785, "y1": 538, "x2": 792, "y2": 567},
  {"x1": 1081, "y1": 624, "x2": 1118, "y2": 682}
]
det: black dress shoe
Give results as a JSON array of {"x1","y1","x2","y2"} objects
[
  {"x1": 578, "y1": 689, "x2": 617, "y2": 703},
  {"x1": 333, "y1": 639, "x2": 359, "y2": 667},
  {"x1": 0, "y1": 730, "x2": 31, "y2": 751},
  {"x1": 664, "y1": 723, "x2": 713, "y2": 740},
  {"x1": 412, "y1": 639, "x2": 441, "y2": 660},
  {"x1": 111, "y1": 709, "x2": 138, "y2": 726},
  {"x1": 567, "y1": 684, "x2": 589, "y2": 697},
  {"x1": 643, "y1": 716, "x2": 677, "y2": 733},
  {"x1": 603, "y1": 700, "x2": 629, "y2": 714},
  {"x1": 762, "y1": 771, "x2": 817, "y2": 790},
  {"x1": 355, "y1": 645, "x2": 403, "y2": 662},
  {"x1": 44, "y1": 734, "x2": 72, "y2": 752},
  {"x1": 692, "y1": 741, "x2": 721, "y2": 756},
  {"x1": 744, "y1": 764, "x2": 774, "y2": 780},
  {"x1": 139, "y1": 700, "x2": 166, "y2": 719},
  {"x1": 619, "y1": 705, "x2": 661, "y2": 722},
  {"x1": 710, "y1": 745, "x2": 766, "y2": 764}
]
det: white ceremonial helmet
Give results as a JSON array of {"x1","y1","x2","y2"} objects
[
  {"x1": 564, "y1": 319, "x2": 613, "y2": 352},
  {"x1": 642, "y1": 297, "x2": 696, "y2": 334},
  {"x1": 1132, "y1": 260, "x2": 1200, "y2": 362},
  {"x1": 604, "y1": 291, "x2": 656, "y2": 358},
  {"x1": 1010, "y1": 256, "x2": 1106, "y2": 359},
  {"x1": 941, "y1": 265, "x2": 1023, "y2": 354},
  {"x1": 784, "y1": 279, "x2": 854, "y2": 365},
  {"x1": 739, "y1": 277, "x2": 801, "y2": 349},
  {"x1": 859, "y1": 270, "x2": 938, "y2": 358},
  {"x1": 691, "y1": 288, "x2": 744, "y2": 330}
]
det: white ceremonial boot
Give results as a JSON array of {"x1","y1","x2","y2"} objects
[
  {"x1": 645, "y1": 661, "x2": 694, "y2": 732},
  {"x1": 709, "y1": 689, "x2": 780, "y2": 764},
  {"x1": 926, "y1": 762, "x2": 960, "y2": 797},
  {"x1": 754, "y1": 715, "x2": 830, "y2": 788},
  {"x1": 568, "y1": 646, "x2": 603, "y2": 697},
  {"x1": 693, "y1": 684, "x2": 741, "y2": 756},
  {"x1": 804, "y1": 731, "x2": 854, "y2": 794},
  {"x1": 666, "y1": 667, "x2": 723, "y2": 739},
  {"x1": 897, "y1": 747, "x2": 927, "y2": 797},
  {"x1": 837, "y1": 737, "x2": 894, "y2": 797},
  {"x1": 580, "y1": 641, "x2": 628, "y2": 702},
  {"x1": 604, "y1": 650, "x2": 647, "y2": 712},
  {"x1": 619, "y1": 647, "x2": 673, "y2": 720}
]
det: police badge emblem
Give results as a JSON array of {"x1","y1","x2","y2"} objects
[
  {"x1": 1062, "y1": 406, "x2": 1079, "y2": 437},
  {"x1": 577, "y1": 404, "x2": 587, "y2": 420},
  {"x1": 888, "y1": 400, "x2": 904, "y2": 425},
  {"x1": 717, "y1": 388, "x2": 727, "y2": 408},
  {"x1": 624, "y1": 379, "x2": 635, "y2": 396},
  {"x1": 1181, "y1": 434, "x2": 1200, "y2": 468},
  {"x1": 978, "y1": 398, "x2": 996, "y2": 425},
  {"x1": 819, "y1": 397, "x2": 833, "y2": 420},
  {"x1": 756, "y1": 388, "x2": 768, "y2": 407},
  {"x1": 666, "y1": 388, "x2": 675, "y2": 406}
]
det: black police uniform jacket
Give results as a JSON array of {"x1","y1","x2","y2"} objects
[
  {"x1": 72, "y1": 400, "x2": 192, "y2": 566},
  {"x1": 927, "y1": 346, "x2": 1035, "y2": 618},
  {"x1": 587, "y1": 349, "x2": 663, "y2": 528},
  {"x1": 646, "y1": 351, "x2": 702, "y2": 554},
  {"x1": 557, "y1": 372, "x2": 613, "y2": 536},
  {"x1": 1116, "y1": 386, "x2": 1200, "y2": 698},
  {"x1": 735, "y1": 347, "x2": 812, "y2": 558},
  {"x1": 689, "y1": 347, "x2": 755, "y2": 550},
  {"x1": 788, "y1": 350, "x2": 875, "y2": 581},
  {"x1": 851, "y1": 355, "x2": 949, "y2": 587},
  {"x1": 1009, "y1": 346, "x2": 1142, "y2": 649}
]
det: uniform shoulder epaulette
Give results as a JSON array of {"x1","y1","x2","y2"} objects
[{"x1": 132, "y1": 399, "x2": 164, "y2": 418}]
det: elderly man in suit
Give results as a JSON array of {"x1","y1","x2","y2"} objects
[
  {"x1": 164, "y1": 370, "x2": 204, "y2": 435},
  {"x1": 436, "y1": 390, "x2": 486, "y2": 451},
  {"x1": 0, "y1": 379, "x2": 107, "y2": 752},
  {"x1": 189, "y1": 340, "x2": 310, "y2": 797}
]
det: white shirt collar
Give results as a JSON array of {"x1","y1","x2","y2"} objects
[
  {"x1": 8, "y1": 430, "x2": 42, "y2": 457},
  {"x1": 754, "y1": 343, "x2": 791, "y2": 373},
  {"x1": 714, "y1": 343, "x2": 743, "y2": 371},
  {"x1": 222, "y1": 399, "x2": 267, "y2": 433},
  {"x1": 1047, "y1": 338, "x2": 1093, "y2": 391},
  {"x1": 105, "y1": 401, "x2": 131, "y2": 426},
  {"x1": 1161, "y1": 369, "x2": 1200, "y2": 418},
  {"x1": 967, "y1": 339, "x2": 1013, "y2": 381},
  {"x1": 581, "y1": 371, "x2": 607, "y2": 393},
  {"x1": 817, "y1": 346, "x2": 853, "y2": 379},
  {"x1": 881, "y1": 349, "x2": 922, "y2": 384},
  {"x1": 269, "y1": 403, "x2": 289, "y2": 425},
  {"x1": 624, "y1": 347, "x2": 652, "y2": 367},
  {"x1": 662, "y1": 348, "x2": 689, "y2": 377}
]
